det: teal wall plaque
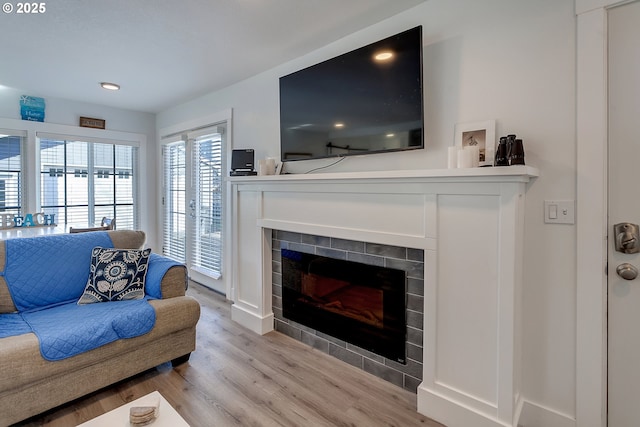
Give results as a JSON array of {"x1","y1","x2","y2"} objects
[{"x1": 20, "y1": 95, "x2": 45, "y2": 122}]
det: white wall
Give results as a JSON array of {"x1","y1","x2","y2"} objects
[
  {"x1": 0, "y1": 87, "x2": 160, "y2": 248},
  {"x1": 0, "y1": 86, "x2": 155, "y2": 136},
  {"x1": 157, "y1": 0, "x2": 577, "y2": 420}
]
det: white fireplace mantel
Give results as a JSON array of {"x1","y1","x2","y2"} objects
[{"x1": 228, "y1": 166, "x2": 538, "y2": 427}]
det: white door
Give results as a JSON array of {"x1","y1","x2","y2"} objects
[
  {"x1": 607, "y1": 1, "x2": 640, "y2": 425},
  {"x1": 162, "y1": 125, "x2": 226, "y2": 295}
]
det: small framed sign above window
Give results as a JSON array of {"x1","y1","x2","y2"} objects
[{"x1": 79, "y1": 116, "x2": 105, "y2": 129}]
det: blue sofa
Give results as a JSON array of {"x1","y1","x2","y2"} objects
[{"x1": 0, "y1": 230, "x2": 200, "y2": 425}]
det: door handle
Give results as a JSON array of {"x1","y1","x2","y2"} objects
[
  {"x1": 616, "y1": 263, "x2": 638, "y2": 280},
  {"x1": 614, "y1": 223, "x2": 640, "y2": 254}
]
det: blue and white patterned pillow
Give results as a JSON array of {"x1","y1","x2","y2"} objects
[{"x1": 78, "y1": 247, "x2": 152, "y2": 304}]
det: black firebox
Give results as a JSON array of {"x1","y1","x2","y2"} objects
[{"x1": 281, "y1": 249, "x2": 407, "y2": 363}]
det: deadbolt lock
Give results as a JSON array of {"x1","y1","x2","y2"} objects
[{"x1": 614, "y1": 223, "x2": 640, "y2": 254}]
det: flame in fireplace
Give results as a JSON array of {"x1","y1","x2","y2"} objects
[{"x1": 301, "y1": 272, "x2": 383, "y2": 328}]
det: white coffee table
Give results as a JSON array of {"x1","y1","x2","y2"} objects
[{"x1": 77, "y1": 391, "x2": 189, "y2": 427}]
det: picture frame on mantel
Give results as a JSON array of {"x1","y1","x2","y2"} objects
[{"x1": 455, "y1": 120, "x2": 496, "y2": 167}]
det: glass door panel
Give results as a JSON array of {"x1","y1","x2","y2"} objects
[
  {"x1": 189, "y1": 133, "x2": 223, "y2": 281},
  {"x1": 163, "y1": 141, "x2": 187, "y2": 263},
  {"x1": 162, "y1": 124, "x2": 226, "y2": 294}
]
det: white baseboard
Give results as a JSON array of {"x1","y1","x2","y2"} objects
[
  {"x1": 417, "y1": 385, "x2": 511, "y2": 427},
  {"x1": 516, "y1": 399, "x2": 576, "y2": 427},
  {"x1": 230, "y1": 304, "x2": 274, "y2": 335},
  {"x1": 417, "y1": 387, "x2": 576, "y2": 427}
]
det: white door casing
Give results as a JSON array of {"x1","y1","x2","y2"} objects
[{"x1": 576, "y1": 2, "x2": 609, "y2": 427}]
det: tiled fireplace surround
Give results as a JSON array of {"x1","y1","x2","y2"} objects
[
  {"x1": 229, "y1": 167, "x2": 537, "y2": 427},
  {"x1": 271, "y1": 230, "x2": 425, "y2": 392}
]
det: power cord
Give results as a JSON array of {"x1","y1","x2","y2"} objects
[{"x1": 304, "y1": 157, "x2": 346, "y2": 174}]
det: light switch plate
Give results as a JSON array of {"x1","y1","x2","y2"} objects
[{"x1": 544, "y1": 200, "x2": 575, "y2": 224}]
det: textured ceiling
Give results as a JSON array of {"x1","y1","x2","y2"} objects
[{"x1": 0, "y1": 0, "x2": 425, "y2": 113}]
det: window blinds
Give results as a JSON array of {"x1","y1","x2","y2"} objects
[
  {"x1": 161, "y1": 126, "x2": 224, "y2": 280},
  {"x1": 38, "y1": 136, "x2": 137, "y2": 228},
  {"x1": 190, "y1": 132, "x2": 223, "y2": 278},
  {"x1": 0, "y1": 130, "x2": 24, "y2": 216},
  {"x1": 162, "y1": 141, "x2": 186, "y2": 263}
]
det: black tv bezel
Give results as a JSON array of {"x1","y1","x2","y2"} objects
[{"x1": 278, "y1": 26, "x2": 424, "y2": 163}]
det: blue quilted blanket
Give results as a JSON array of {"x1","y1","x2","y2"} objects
[
  {"x1": 3, "y1": 232, "x2": 114, "y2": 311},
  {"x1": 145, "y1": 253, "x2": 181, "y2": 299},
  {"x1": 0, "y1": 232, "x2": 183, "y2": 360},
  {"x1": 21, "y1": 299, "x2": 156, "y2": 361},
  {"x1": 0, "y1": 313, "x2": 31, "y2": 338}
]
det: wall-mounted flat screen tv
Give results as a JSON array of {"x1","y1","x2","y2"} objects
[{"x1": 279, "y1": 26, "x2": 423, "y2": 162}]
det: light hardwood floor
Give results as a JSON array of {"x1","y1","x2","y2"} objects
[{"x1": 14, "y1": 283, "x2": 443, "y2": 427}]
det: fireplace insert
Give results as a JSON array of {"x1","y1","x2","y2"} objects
[{"x1": 281, "y1": 249, "x2": 407, "y2": 363}]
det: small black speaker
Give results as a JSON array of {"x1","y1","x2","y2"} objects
[
  {"x1": 230, "y1": 149, "x2": 257, "y2": 176},
  {"x1": 231, "y1": 149, "x2": 254, "y2": 170}
]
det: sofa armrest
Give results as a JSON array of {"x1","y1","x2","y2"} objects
[
  {"x1": 146, "y1": 254, "x2": 187, "y2": 299},
  {"x1": 107, "y1": 230, "x2": 146, "y2": 249},
  {"x1": 160, "y1": 264, "x2": 188, "y2": 298}
]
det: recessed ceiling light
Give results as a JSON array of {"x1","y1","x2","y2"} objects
[
  {"x1": 100, "y1": 82, "x2": 120, "y2": 91},
  {"x1": 334, "y1": 122, "x2": 344, "y2": 128},
  {"x1": 386, "y1": 133, "x2": 395, "y2": 137},
  {"x1": 374, "y1": 51, "x2": 394, "y2": 61}
]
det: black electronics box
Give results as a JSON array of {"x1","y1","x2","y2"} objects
[{"x1": 230, "y1": 149, "x2": 257, "y2": 176}]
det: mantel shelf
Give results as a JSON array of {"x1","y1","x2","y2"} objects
[{"x1": 227, "y1": 165, "x2": 539, "y2": 184}]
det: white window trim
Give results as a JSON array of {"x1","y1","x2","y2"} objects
[{"x1": 0, "y1": 128, "x2": 26, "y2": 216}]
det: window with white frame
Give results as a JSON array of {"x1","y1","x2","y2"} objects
[
  {"x1": 39, "y1": 136, "x2": 138, "y2": 228},
  {"x1": 162, "y1": 141, "x2": 186, "y2": 262},
  {"x1": 0, "y1": 129, "x2": 23, "y2": 216}
]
